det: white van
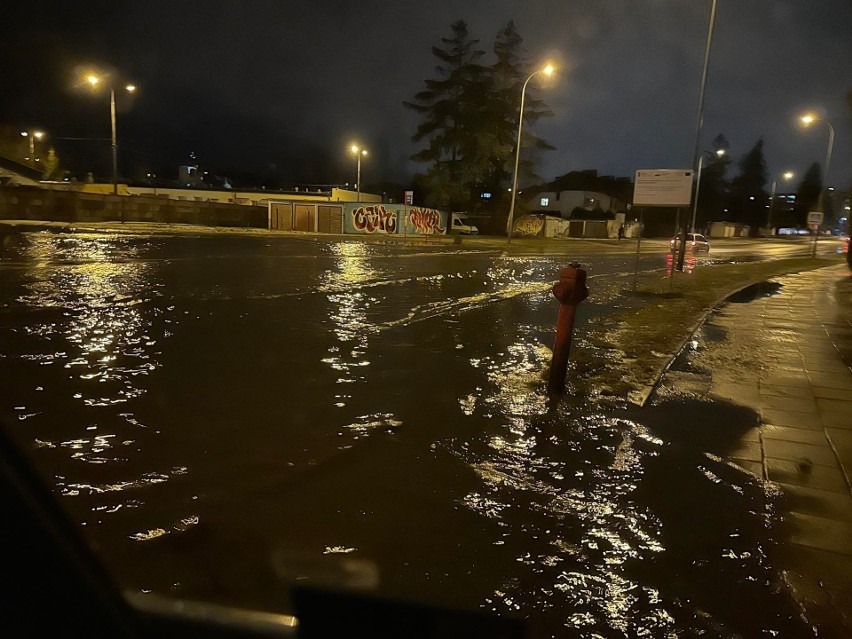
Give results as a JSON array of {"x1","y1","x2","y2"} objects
[{"x1": 450, "y1": 213, "x2": 479, "y2": 235}]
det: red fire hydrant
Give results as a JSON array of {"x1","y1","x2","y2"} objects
[{"x1": 549, "y1": 263, "x2": 588, "y2": 394}]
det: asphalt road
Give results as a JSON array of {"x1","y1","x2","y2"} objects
[{"x1": 0, "y1": 226, "x2": 844, "y2": 636}]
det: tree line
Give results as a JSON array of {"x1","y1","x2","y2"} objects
[
  {"x1": 406, "y1": 22, "x2": 843, "y2": 231},
  {"x1": 694, "y1": 134, "x2": 834, "y2": 231}
]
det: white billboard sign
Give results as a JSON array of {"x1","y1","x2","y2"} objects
[
  {"x1": 633, "y1": 169, "x2": 694, "y2": 207},
  {"x1": 807, "y1": 211, "x2": 824, "y2": 225}
]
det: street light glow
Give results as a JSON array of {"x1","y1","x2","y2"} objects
[
  {"x1": 783, "y1": 171, "x2": 794, "y2": 181},
  {"x1": 800, "y1": 113, "x2": 815, "y2": 125},
  {"x1": 126, "y1": 84, "x2": 137, "y2": 93},
  {"x1": 543, "y1": 64, "x2": 554, "y2": 76},
  {"x1": 715, "y1": 148, "x2": 726, "y2": 157},
  {"x1": 86, "y1": 74, "x2": 100, "y2": 87},
  {"x1": 34, "y1": 131, "x2": 44, "y2": 139},
  {"x1": 350, "y1": 144, "x2": 359, "y2": 153}
]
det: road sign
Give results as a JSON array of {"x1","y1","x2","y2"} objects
[
  {"x1": 807, "y1": 211, "x2": 824, "y2": 226},
  {"x1": 404, "y1": 190, "x2": 414, "y2": 205},
  {"x1": 633, "y1": 170, "x2": 694, "y2": 207}
]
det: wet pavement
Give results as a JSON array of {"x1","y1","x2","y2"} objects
[
  {"x1": 0, "y1": 229, "x2": 845, "y2": 636},
  {"x1": 655, "y1": 264, "x2": 852, "y2": 634}
]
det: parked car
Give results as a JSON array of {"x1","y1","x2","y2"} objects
[
  {"x1": 670, "y1": 232, "x2": 710, "y2": 254},
  {"x1": 449, "y1": 213, "x2": 479, "y2": 235}
]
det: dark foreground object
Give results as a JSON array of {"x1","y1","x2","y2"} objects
[{"x1": 0, "y1": 425, "x2": 527, "y2": 638}]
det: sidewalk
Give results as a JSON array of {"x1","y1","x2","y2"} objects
[{"x1": 660, "y1": 264, "x2": 852, "y2": 631}]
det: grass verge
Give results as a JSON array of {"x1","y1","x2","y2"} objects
[{"x1": 574, "y1": 256, "x2": 843, "y2": 404}]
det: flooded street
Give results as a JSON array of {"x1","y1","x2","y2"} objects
[{"x1": 0, "y1": 231, "x2": 813, "y2": 636}]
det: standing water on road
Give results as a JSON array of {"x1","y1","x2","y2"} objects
[{"x1": 0, "y1": 231, "x2": 812, "y2": 636}]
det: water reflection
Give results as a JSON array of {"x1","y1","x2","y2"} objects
[
  {"x1": 665, "y1": 254, "x2": 698, "y2": 277},
  {"x1": 447, "y1": 315, "x2": 796, "y2": 635},
  {"x1": 320, "y1": 243, "x2": 379, "y2": 423},
  {"x1": 6, "y1": 233, "x2": 190, "y2": 533}
]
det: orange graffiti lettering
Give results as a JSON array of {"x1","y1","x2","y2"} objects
[
  {"x1": 352, "y1": 205, "x2": 397, "y2": 234},
  {"x1": 408, "y1": 208, "x2": 445, "y2": 234}
]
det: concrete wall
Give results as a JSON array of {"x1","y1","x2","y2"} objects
[
  {"x1": 342, "y1": 203, "x2": 448, "y2": 236},
  {"x1": 513, "y1": 214, "x2": 615, "y2": 238},
  {"x1": 0, "y1": 188, "x2": 267, "y2": 227},
  {"x1": 38, "y1": 182, "x2": 381, "y2": 206}
]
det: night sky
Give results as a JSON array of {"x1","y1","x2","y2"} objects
[{"x1": 1, "y1": 0, "x2": 849, "y2": 190}]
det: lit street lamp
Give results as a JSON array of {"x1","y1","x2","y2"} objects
[
  {"x1": 799, "y1": 113, "x2": 834, "y2": 256},
  {"x1": 86, "y1": 73, "x2": 137, "y2": 194},
  {"x1": 20, "y1": 129, "x2": 45, "y2": 164},
  {"x1": 350, "y1": 144, "x2": 368, "y2": 202},
  {"x1": 689, "y1": 148, "x2": 726, "y2": 233},
  {"x1": 766, "y1": 170, "x2": 794, "y2": 233},
  {"x1": 506, "y1": 63, "x2": 555, "y2": 239},
  {"x1": 799, "y1": 113, "x2": 835, "y2": 213}
]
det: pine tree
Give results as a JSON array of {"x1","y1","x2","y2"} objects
[
  {"x1": 42, "y1": 148, "x2": 61, "y2": 180},
  {"x1": 730, "y1": 138, "x2": 768, "y2": 228},
  {"x1": 484, "y1": 21, "x2": 553, "y2": 200},
  {"x1": 795, "y1": 162, "x2": 822, "y2": 225},
  {"x1": 404, "y1": 20, "x2": 486, "y2": 208},
  {"x1": 405, "y1": 20, "x2": 553, "y2": 210}
]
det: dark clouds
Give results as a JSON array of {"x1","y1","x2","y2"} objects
[{"x1": 1, "y1": 1, "x2": 849, "y2": 188}]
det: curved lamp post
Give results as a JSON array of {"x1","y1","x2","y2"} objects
[
  {"x1": 86, "y1": 73, "x2": 137, "y2": 194},
  {"x1": 350, "y1": 144, "x2": 368, "y2": 202},
  {"x1": 506, "y1": 63, "x2": 554, "y2": 239},
  {"x1": 800, "y1": 113, "x2": 835, "y2": 256},
  {"x1": 799, "y1": 114, "x2": 835, "y2": 212}
]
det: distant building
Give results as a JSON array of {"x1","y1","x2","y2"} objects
[{"x1": 524, "y1": 190, "x2": 625, "y2": 218}]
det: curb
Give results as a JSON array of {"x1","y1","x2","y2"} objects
[{"x1": 635, "y1": 264, "x2": 839, "y2": 407}]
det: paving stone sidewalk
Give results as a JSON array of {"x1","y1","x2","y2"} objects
[{"x1": 661, "y1": 264, "x2": 852, "y2": 632}]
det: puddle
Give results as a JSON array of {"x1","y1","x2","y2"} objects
[{"x1": 726, "y1": 281, "x2": 783, "y2": 303}]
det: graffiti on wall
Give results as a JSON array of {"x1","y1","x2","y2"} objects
[
  {"x1": 407, "y1": 207, "x2": 446, "y2": 234},
  {"x1": 513, "y1": 214, "x2": 544, "y2": 237},
  {"x1": 351, "y1": 205, "x2": 397, "y2": 234}
]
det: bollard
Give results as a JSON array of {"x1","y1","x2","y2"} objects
[{"x1": 549, "y1": 263, "x2": 589, "y2": 394}]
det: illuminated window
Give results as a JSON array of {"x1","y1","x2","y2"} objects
[{"x1": 540, "y1": 197, "x2": 549, "y2": 206}]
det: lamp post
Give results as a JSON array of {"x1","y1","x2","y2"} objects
[
  {"x1": 350, "y1": 144, "x2": 368, "y2": 202},
  {"x1": 689, "y1": 147, "x2": 726, "y2": 233},
  {"x1": 506, "y1": 63, "x2": 554, "y2": 239},
  {"x1": 766, "y1": 170, "x2": 794, "y2": 233},
  {"x1": 799, "y1": 114, "x2": 835, "y2": 213},
  {"x1": 20, "y1": 130, "x2": 45, "y2": 164},
  {"x1": 86, "y1": 73, "x2": 137, "y2": 194},
  {"x1": 800, "y1": 113, "x2": 835, "y2": 256}
]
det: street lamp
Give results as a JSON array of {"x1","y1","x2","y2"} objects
[
  {"x1": 86, "y1": 72, "x2": 138, "y2": 194},
  {"x1": 20, "y1": 130, "x2": 45, "y2": 164},
  {"x1": 350, "y1": 144, "x2": 368, "y2": 202},
  {"x1": 799, "y1": 113, "x2": 835, "y2": 256},
  {"x1": 766, "y1": 170, "x2": 794, "y2": 233},
  {"x1": 689, "y1": 147, "x2": 726, "y2": 233},
  {"x1": 506, "y1": 63, "x2": 555, "y2": 239},
  {"x1": 799, "y1": 113, "x2": 835, "y2": 213}
]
